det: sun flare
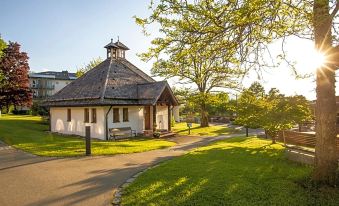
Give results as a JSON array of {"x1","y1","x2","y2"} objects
[
  {"x1": 290, "y1": 42, "x2": 327, "y2": 75},
  {"x1": 310, "y1": 49, "x2": 326, "y2": 69}
]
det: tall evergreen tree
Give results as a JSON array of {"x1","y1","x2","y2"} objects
[{"x1": 0, "y1": 42, "x2": 32, "y2": 111}]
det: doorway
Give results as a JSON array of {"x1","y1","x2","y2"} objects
[{"x1": 144, "y1": 106, "x2": 151, "y2": 130}]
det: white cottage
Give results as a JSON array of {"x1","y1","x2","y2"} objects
[{"x1": 45, "y1": 39, "x2": 178, "y2": 140}]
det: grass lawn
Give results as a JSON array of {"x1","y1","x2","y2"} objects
[
  {"x1": 0, "y1": 114, "x2": 175, "y2": 157},
  {"x1": 173, "y1": 122, "x2": 237, "y2": 136},
  {"x1": 122, "y1": 137, "x2": 339, "y2": 206}
]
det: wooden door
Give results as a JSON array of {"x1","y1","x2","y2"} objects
[{"x1": 144, "y1": 106, "x2": 151, "y2": 130}]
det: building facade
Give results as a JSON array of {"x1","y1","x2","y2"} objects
[
  {"x1": 29, "y1": 71, "x2": 77, "y2": 99},
  {"x1": 44, "y1": 39, "x2": 179, "y2": 140}
]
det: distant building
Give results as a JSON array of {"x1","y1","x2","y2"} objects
[{"x1": 29, "y1": 71, "x2": 77, "y2": 99}]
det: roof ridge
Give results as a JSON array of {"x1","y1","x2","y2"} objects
[
  {"x1": 100, "y1": 59, "x2": 113, "y2": 101},
  {"x1": 137, "y1": 81, "x2": 166, "y2": 85},
  {"x1": 118, "y1": 59, "x2": 155, "y2": 82}
]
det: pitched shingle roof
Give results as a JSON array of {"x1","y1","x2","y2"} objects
[
  {"x1": 44, "y1": 58, "x2": 178, "y2": 107},
  {"x1": 114, "y1": 41, "x2": 129, "y2": 50}
]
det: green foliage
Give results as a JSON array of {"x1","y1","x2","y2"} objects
[
  {"x1": 261, "y1": 90, "x2": 312, "y2": 138},
  {"x1": 0, "y1": 37, "x2": 7, "y2": 85},
  {"x1": 122, "y1": 137, "x2": 339, "y2": 206},
  {"x1": 12, "y1": 109, "x2": 30, "y2": 115},
  {"x1": 235, "y1": 90, "x2": 264, "y2": 129},
  {"x1": 235, "y1": 82, "x2": 312, "y2": 138},
  {"x1": 136, "y1": 0, "x2": 313, "y2": 76},
  {"x1": 31, "y1": 101, "x2": 49, "y2": 116},
  {"x1": 205, "y1": 92, "x2": 230, "y2": 116},
  {"x1": 0, "y1": 115, "x2": 175, "y2": 157},
  {"x1": 76, "y1": 57, "x2": 103, "y2": 77},
  {"x1": 174, "y1": 87, "x2": 231, "y2": 117},
  {"x1": 0, "y1": 36, "x2": 6, "y2": 58},
  {"x1": 0, "y1": 41, "x2": 32, "y2": 109}
]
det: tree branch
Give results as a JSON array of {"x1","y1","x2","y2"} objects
[{"x1": 330, "y1": 0, "x2": 339, "y2": 20}]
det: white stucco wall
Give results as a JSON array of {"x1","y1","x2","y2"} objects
[
  {"x1": 173, "y1": 106, "x2": 180, "y2": 122},
  {"x1": 105, "y1": 106, "x2": 144, "y2": 135},
  {"x1": 156, "y1": 106, "x2": 169, "y2": 130},
  {"x1": 51, "y1": 107, "x2": 105, "y2": 139},
  {"x1": 51, "y1": 105, "x2": 171, "y2": 140}
]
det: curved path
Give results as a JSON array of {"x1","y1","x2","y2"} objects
[{"x1": 0, "y1": 131, "x2": 263, "y2": 206}]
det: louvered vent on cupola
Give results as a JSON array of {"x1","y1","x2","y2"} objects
[{"x1": 104, "y1": 37, "x2": 130, "y2": 59}]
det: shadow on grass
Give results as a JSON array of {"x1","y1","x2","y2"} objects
[
  {"x1": 0, "y1": 117, "x2": 174, "y2": 157},
  {"x1": 122, "y1": 140, "x2": 339, "y2": 206}
]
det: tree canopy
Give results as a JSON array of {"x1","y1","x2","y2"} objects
[
  {"x1": 235, "y1": 82, "x2": 311, "y2": 142},
  {"x1": 0, "y1": 37, "x2": 6, "y2": 58},
  {"x1": 0, "y1": 42, "x2": 32, "y2": 111}
]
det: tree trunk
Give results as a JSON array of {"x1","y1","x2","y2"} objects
[
  {"x1": 312, "y1": 0, "x2": 338, "y2": 186},
  {"x1": 200, "y1": 101, "x2": 209, "y2": 127},
  {"x1": 246, "y1": 127, "x2": 249, "y2": 137},
  {"x1": 267, "y1": 130, "x2": 276, "y2": 144}
]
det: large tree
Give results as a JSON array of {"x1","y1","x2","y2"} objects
[
  {"x1": 0, "y1": 42, "x2": 32, "y2": 111},
  {"x1": 136, "y1": 3, "x2": 244, "y2": 127},
  {"x1": 140, "y1": 0, "x2": 338, "y2": 185},
  {"x1": 312, "y1": 0, "x2": 339, "y2": 185}
]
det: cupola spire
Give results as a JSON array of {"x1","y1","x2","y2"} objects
[{"x1": 104, "y1": 37, "x2": 130, "y2": 59}]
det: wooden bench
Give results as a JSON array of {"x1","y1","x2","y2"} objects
[
  {"x1": 277, "y1": 130, "x2": 339, "y2": 160},
  {"x1": 109, "y1": 127, "x2": 136, "y2": 140}
]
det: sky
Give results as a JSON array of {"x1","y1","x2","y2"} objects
[{"x1": 1, "y1": 0, "x2": 337, "y2": 100}]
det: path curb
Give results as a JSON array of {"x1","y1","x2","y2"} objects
[{"x1": 112, "y1": 164, "x2": 162, "y2": 206}]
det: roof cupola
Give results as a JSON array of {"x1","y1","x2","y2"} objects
[{"x1": 104, "y1": 38, "x2": 129, "y2": 59}]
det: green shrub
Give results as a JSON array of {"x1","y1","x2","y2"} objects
[
  {"x1": 31, "y1": 101, "x2": 48, "y2": 116},
  {"x1": 12, "y1": 109, "x2": 29, "y2": 115}
]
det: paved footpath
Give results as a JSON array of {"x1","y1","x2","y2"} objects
[{"x1": 0, "y1": 132, "x2": 262, "y2": 206}]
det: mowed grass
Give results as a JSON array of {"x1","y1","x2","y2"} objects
[
  {"x1": 122, "y1": 137, "x2": 339, "y2": 206},
  {"x1": 0, "y1": 115, "x2": 175, "y2": 157},
  {"x1": 173, "y1": 122, "x2": 237, "y2": 136}
]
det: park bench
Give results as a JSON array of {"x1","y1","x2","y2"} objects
[
  {"x1": 109, "y1": 127, "x2": 136, "y2": 140},
  {"x1": 277, "y1": 130, "x2": 339, "y2": 164}
]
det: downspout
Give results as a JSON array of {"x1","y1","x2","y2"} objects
[{"x1": 105, "y1": 106, "x2": 113, "y2": 140}]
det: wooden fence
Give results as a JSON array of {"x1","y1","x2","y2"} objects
[{"x1": 277, "y1": 130, "x2": 339, "y2": 152}]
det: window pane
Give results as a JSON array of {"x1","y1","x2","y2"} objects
[
  {"x1": 123, "y1": 108, "x2": 129, "y2": 122},
  {"x1": 92, "y1": 108, "x2": 97, "y2": 123},
  {"x1": 84, "y1": 108, "x2": 89, "y2": 123},
  {"x1": 67, "y1": 109, "x2": 71, "y2": 122},
  {"x1": 113, "y1": 108, "x2": 119, "y2": 123}
]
